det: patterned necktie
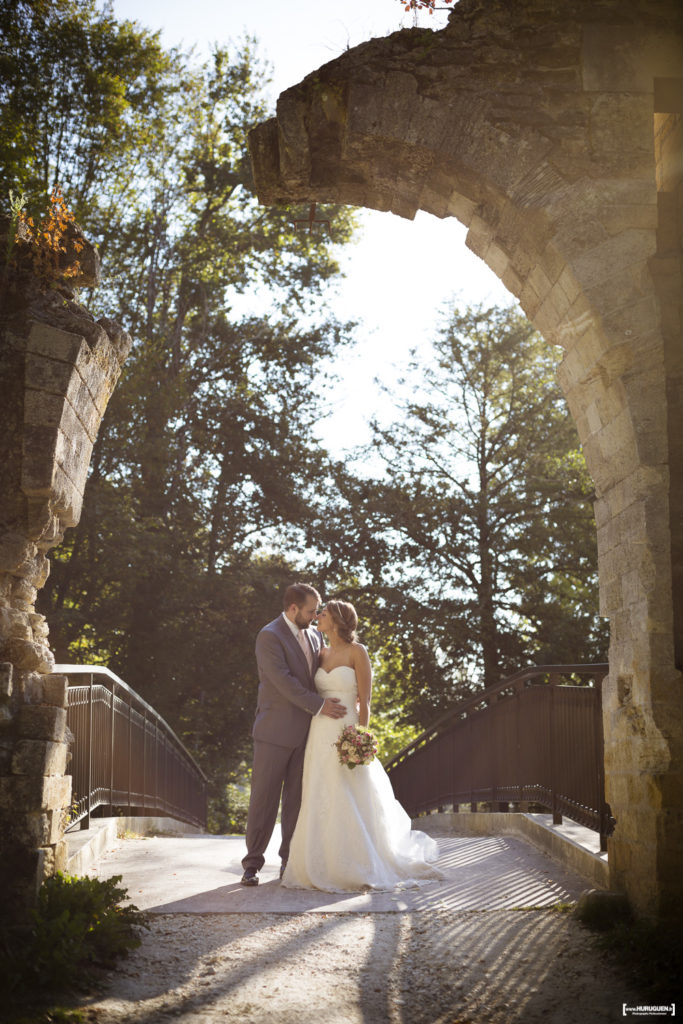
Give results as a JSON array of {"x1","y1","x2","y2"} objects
[{"x1": 297, "y1": 629, "x2": 313, "y2": 673}]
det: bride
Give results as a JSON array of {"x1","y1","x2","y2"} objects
[{"x1": 281, "y1": 599, "x2": 442, "y2": 892}]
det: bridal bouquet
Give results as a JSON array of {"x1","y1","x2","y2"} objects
[{"x1": 334, "y1": 724, "x2": 378, "y2": 769}]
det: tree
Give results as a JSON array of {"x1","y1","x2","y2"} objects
[
  {"x1": 0, "y1": 0, "x2": 172, "y2": 214},
  {"x1": 311, "y1": 303, "x2": 607, "y2": 719},
  {"x1": 2, "y1": 1, "x2": 357, "y2": 820}
]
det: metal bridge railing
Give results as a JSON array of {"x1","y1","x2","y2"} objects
[
  {"x1": 385, "y1": 663, "x2": 613, "y2": 850},
  {"x1": 58, "y1": 664, "x2": 207, "y2": 832}
]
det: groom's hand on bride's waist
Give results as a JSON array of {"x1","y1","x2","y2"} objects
[{"x1": 320, "y1": 698, "x2": 347, "y2": 719}]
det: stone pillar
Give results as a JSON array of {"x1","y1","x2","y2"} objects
[{"x1": 0, "y1": 234, "x2": 131, "y2": 918}]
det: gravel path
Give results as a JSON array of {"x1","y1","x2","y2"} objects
[
  {"x1": 78, "y1": 907, "x2": 638, "y2": 1023},
  {"x1": 72, "y1": 829, "x2": 642, "y2": 1023}
]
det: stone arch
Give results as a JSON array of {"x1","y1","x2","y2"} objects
[{"x1": 249, "y1": 0, "x2": 683, "y2": 918}]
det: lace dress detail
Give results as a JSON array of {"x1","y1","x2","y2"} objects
[{"x1": 282, "y1": 665, "x2": 442, "y2": 892}]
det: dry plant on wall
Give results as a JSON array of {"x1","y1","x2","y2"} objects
[
  {"x1": 7, "y1": 185, "x2": 83, "y2": 291},
  {"x1": 401, "y1": 0, "x2": 454, "y2": 13}
]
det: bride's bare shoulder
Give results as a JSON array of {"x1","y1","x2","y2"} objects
[{"x1": 350, "y1": 642, "x2": 371, "y2": 665}]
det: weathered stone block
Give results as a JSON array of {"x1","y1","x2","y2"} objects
[
  {"x1": 36, "y1": 844, "x2": 54, "y2": 885},
  {"x1": 20, "y1": 422, "x2": 59, "y2": 494},
  {"x1": 53, "y1": 838, "x2": 68, "y2": 874},
  {"x1": 446, "y1": 189, "x2": 476, "y2": 225},
  {"x1": 55, "y1": 423, "x2": 94, "y2": 495},
  {"x1": 24, "y1": 385, "x2": 101, "y2": 453},
  {"x1": 68, "y1": 380, "x2": 102, "y2": 444},
  {"x1": 466, "y1": 213, "x2": 494, "y2": 259},
  {"x1": 570, "y1": 230, "x2": 656, "y2": 293},
  {"x1": 595, "y1": 382, "x2": 630, "y2": 428},
  {"x1": 519, "y1": 274, "x2": 542, "y2": 318},
  {"x1": 22, "y1": 670, "x2": 48, "y2": 703},
  {"x1": 482, "y1": 240, "x2": 510, "y2": 279},
  {"x1": 600, "y1": 203, "x2": 658, "y2": 236},
  {"x1": 0, "y1": 606, "x2": 31, "y2": 642},
  {"x1": 26, "y1": 321, "x2": 86, "y2": 366},
  {"x1": 556, "y1": 265, "x2": 582, "y2": 306},
  {"x1": 26, "y1": 502, "x2": 63, "y2": 549},
  {"x1": 24, "y1": 351, "x2": 77, "y2": 402},
  {"x1": 29, "y1": 612, "x2": 50, "y2": 642},
  {"x1": 97, "y1": 317, "x2": 132, "y2": 365},
  {"x1": 501, "y1": 263, "x2": 524, "y2": 299},
  {"x1": 535, "y1": 282, "x2": 573, "y2": 335},
  {"x1": 22, "y1": 553, "x2": 50, "y2": 590},
  {"x1": 557, "y1": 296, "x2": 597, "y2": 351},
  {"x1": 11, "y1": 739, "x2": 68, "y2": 777},
  {"x1": 49, "y1": 462, "x2": 84, "y2": 529},
  {"x1": 42, "y1": 774, "x2": 72, "y2": 812},
  {"x1": 7, "y1": 637, "x2": 54, "y2": 673},
  {"x1": 656, "y1": 191, "x2": 679, "y2": 253},
  {"x1": 0, "y1": 775, "x2": 46, "y2": 807},
  {"x1": 0, "y1": 534, "x2": 38, "y2": 576},
  {"x1": 19, "y1": 810, "x2": 64, "y2": 846},
  {"x1": 0, "y1": 662, "x2": 13, "y2": 699},
  {"x1": 528, "y1": 261, "x2": 554, "y2": 299},
  {"x1": 582, "y1": 22, "x2": 683, "y2": 93},
  {"x1": 584, "y1": 400, "x2": 604, "y2": 438},
  {"x1": 508, "y1": 240, "x2": 538, "y2": 282},
  {"x1": 17, "y1": 705, "x2": 66, "y2": 743},
  {"x1": 41, "y1": 673, "x2": 68, "y2": 707}
]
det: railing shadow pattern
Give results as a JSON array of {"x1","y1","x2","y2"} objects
[
  {"x1": 385, "y1": 664, "x2": 613, "y2": 850},
  {"x1": 58, "y1": 664, "x2": 207, "y2": 832}
]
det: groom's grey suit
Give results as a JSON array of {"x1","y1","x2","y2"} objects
[{"x1": 242, "y1": 614, "x2": 325, "y2": 872}]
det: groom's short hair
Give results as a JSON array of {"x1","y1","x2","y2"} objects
[{"x1": 283, "y1": 582, "x2": 320, "y2": 610}]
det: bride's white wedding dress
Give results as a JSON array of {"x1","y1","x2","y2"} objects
[{"x1": 282, "y1": 665, "x2": 442, "y2": 892}]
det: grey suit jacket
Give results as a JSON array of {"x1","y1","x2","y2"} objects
[{"x1": 252, "y1": 614, "x2": 325, "y2": 748}]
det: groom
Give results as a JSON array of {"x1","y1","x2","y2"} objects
[{"x1": 240, "y1": 582, "x2": 347, "y2": 885}]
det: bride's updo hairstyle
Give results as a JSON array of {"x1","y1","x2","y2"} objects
[{"x1": 325, "y1": 599, "x2": 358, "y2": 644}]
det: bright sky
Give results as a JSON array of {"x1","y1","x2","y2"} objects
[{"x1": 109, "y1": 0, "x2": 514, "y2": 453}]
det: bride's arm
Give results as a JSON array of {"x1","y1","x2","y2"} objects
[{"x1": 353, "y1": 645, "x2": 373, "y2": 727}]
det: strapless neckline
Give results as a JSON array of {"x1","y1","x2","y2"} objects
[{"x1": 317, "y1": 665, "x2": 355, "y2": 676}]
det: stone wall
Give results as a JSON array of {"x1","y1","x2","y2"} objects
[
  {"x1": 249, "y1": 0, "x2": 683, "y2": 919},
  {"x1": 0, "y1": 238, "x2": 131, "y2": 918}
]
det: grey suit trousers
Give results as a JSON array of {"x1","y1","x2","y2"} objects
[{"x1": 242, "y1": 738, "x2": 307, "y2": 871}]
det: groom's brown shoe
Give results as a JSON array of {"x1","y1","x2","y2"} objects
[{"x1": 241, "y1": 868, "x2": 259, "y2": 886}]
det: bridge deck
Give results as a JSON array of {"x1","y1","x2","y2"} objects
[
  {"x1": 69, "y1": 825, "x2": 645, "y2": 1023},
  {"x1": 88, "y1": 824, "x2": 594, "y2": 915}
]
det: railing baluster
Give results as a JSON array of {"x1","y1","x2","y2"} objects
[
  {"x1": 154, "y1": 718, "x2": 159, "y2": 815},
  {"x1": 595, "y1": 671, "x2": 610, "y2": 851},
  {"x1": 84, "y1": 673, "x2": 94, "y2": 829},
  {"x1": 127, "y1": 690, "x2": 132, "y2": 812},
  {"x1": 550, "y1": 685, "x2": 562, "y2": 825},
  {"x1": 142, "y1": 707, "x2": 147, "y2": 815},
  {"x1": 110, "y1": 680, "x2": 115, "y2": 814},
  {"x1": 60, "y1": 665, "x2": 207, "y2": 833},
  {"x1": 386, "y1": 663, "x2": 610, "y2": 841}
]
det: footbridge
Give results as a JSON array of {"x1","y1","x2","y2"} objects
[
  {"x1": 60, "y1": 661, "x2": 611, "y2": 892},
  {"x1": 62, "y1": 662, "x2": 628, "y2": 1022}
]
